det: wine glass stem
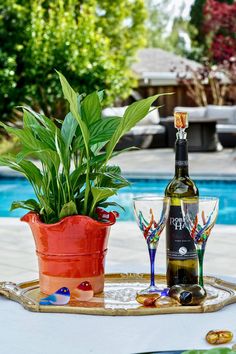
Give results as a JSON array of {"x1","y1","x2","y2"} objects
[
  {"x1": 148, "y1": 246, "x2": 157, "y2": 287},
  {"x1": 197, "y1": 245, "x2": 205, "y2": 288}
]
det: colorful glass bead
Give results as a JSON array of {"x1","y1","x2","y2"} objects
[
  {"x1": 161, "y1": 288, "x2": 170, "y2": 296},
  {"x1": 136, "y1": 292, "x2": 161, "y2": 306},
  {"x1": 155, "y1": 296, "x2": 180, "y2": 308},
  {"x1": 40, "y1": 287, "x2": 70, "y2": 306},
  {"x1": 206, "y1": 330, "x2": 233, "y2": 345},
  {"x1": 169, "y1": 284, "x2": 207, "y2": 306},
  {"x1": 72, "y1": 281, "x2": 94, "y2": 302},
  {"x1": 174, "y1": 112, "x2": 188, "y2": 129}
]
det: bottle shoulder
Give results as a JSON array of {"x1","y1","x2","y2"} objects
[{"x1": 165, "y1": 176, "x2": 198, "y2": 197}]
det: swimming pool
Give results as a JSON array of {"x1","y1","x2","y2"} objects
[{"x1": 0, "y1": 177, "x2": 235, "y2": 224}]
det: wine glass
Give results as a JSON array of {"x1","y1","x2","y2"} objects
[
  {"x1": 181, "y1": 197, "x2": 219, "y2": 289},
  {"x1": 133, "y1": 196, "x2": 170, "y2": 302}
]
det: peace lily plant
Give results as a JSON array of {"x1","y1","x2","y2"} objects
[{"x1": 0, "y1": 72, "x2": 168, "y2": 224}]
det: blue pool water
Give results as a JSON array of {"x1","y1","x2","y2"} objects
[{"x1": 0, "y1": 177, "x2": 235, "y2": 224}]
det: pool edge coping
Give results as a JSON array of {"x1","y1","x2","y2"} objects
[{"x1": 1, "y1": 167, "x2": 236, "y2": 181}]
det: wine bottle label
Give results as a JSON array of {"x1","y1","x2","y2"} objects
[{"x1": 166, "y1": 205, "x2": 197, "y2": 260}]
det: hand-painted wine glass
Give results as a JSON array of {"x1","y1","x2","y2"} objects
[
  {"x1": 133, "y1": 196, "x2": 170, "y2": 304},
  {"x1": 181, "y1": 197, "x2": 219, "y2": 289}
]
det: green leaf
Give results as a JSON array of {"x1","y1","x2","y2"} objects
[
  {"x1": 0, "y1": 121, "x2": 54, "y2": 153},
  {"x1": 21, "y1": 106, "x2": 57, "y2": 133},
  {"x1": 55, "y1": 129, "x2": 69, "y2": 171},
  {"x1": 90, "y1": 117, "x2": 121, "y2": 144},
  {"x1": 91, "y1": 187, "x2": 116, "y2": 206},
  {"x1": 183, "y1": 349, "x2": 234, "y2": 354},
  {"x1": 19, "y1": 160, "x2": 43, "y2": 187},
  {"x1": 105, "y1": 165, "x2": 121, "y2": 175},
  {"x1": 70, "y1": 165, "x2": 87, "y2": 192},
  {"x1": 98, "y1": 201, "x2": 125, "y2": 212},
  {"x1": 103, "y1": 172, "x2": 130, "y2": 188},
  {"x1": 59, "y1": 201, "x2": 78, "y2": 219},
  {"x1": 97, "y1": 90, "x2": 104, "y2": 102},
  {"x1": 106, "y1": 93, "x2": 173, "y2": 160},
  {"x1": 16, "y1": 149, "x2": 31, "y2": 163},
  {"x1": 61, "y1": 112, "x2": 78, "y2": 150},
  {"x1": 56, "y1": 71, "x2": 90, "y2": 152},
  {"x1": 73, "y1": 116, "x2": 121, "y2": 151},
  {"x1": 90, "y1": 141, "x2": 108, "y2": 155},
  {"x1": 81, "y1": 91, "x2": 101, "y2": 125},
  {"x1": 10, "y1": 199, "x2": 40, "y2": 213},
  {"x1": 34, "y1": 149, "x2": 60, "y2": 172},
  {"x1": 23, "y1": 110, "x2": 56, "y2": 150}
]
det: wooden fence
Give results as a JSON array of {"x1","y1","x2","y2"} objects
[{"x1": 122, "y1": 84, "x2": 236, "y2": 117}]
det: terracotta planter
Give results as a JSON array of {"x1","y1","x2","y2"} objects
[{"x1": 21, "y1": 212, "x2": 116, "y2": 295}]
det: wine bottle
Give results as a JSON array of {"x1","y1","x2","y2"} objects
[{"x1": 165, "y1": 112, "x2": 198, "y2": 287}]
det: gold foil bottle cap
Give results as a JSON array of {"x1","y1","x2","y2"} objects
[{"x1": 174, "y1": 112, "x2": 189, "y2": 129}]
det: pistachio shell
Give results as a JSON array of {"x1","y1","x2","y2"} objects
[{"x1": 206, "y1": 330, "x2": 233, "y2": 345}]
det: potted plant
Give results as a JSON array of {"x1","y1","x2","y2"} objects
[{"x1": 0, "y1": 72, "x2": 168, "y2": 294}]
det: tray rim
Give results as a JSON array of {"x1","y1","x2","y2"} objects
[{"x1": 0, "y1": 273, "x2": 235, "y2": 316}]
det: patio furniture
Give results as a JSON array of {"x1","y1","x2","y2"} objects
[
  {"x1": 217, "y1": 124, "x2": 236, "y2": 147},
  {"x1": 162, "y1": 105, "x2": 236, "y2": 151},
  {"x1": 161, "y1": 116, "x2": 224, "y2": 152},
  {"x1": 103, "y1": 106, "x2": 166, "y2": 149},
  {"x1": 207, "y1": 105, "x2": 236, "y2": 147}
]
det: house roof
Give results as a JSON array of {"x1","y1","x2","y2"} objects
[{"x1": 132, "y1": 48, "x2": 201, "y2": 86}]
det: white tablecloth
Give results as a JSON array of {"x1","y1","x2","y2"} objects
[
  {"x1": 0, "y1": 220, "x2": 235, "y2": 354},
  {"x1": 0, "y1": 276, "x2": 235, "y2": 354}
]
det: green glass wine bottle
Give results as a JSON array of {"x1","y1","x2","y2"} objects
[{"x1": 165, "y1": 112, "x2": 199, "y2": 287}]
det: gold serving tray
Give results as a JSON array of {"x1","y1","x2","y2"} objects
[{"x1": 0, "y1": 274, "x2": 236, "y2": 316}]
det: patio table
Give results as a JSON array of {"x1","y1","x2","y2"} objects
[
  {"x1": 0, "y1": 220, "x2": 235, "y2": 354},
  {"x1": 161, "y1": 117, "x2": 227, "y2": 152}
]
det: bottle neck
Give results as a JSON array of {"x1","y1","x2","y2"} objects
[{"x1": 175, "y1": 138, "x2": 189, "y2": 178}]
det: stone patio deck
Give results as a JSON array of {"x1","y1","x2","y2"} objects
[{"x1": 0, "y1": 148, "x2": 235, "y2": 283}]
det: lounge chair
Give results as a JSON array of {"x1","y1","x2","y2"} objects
[{"x1": 102, "y1": 106, "x2": 166, "y2": 149}]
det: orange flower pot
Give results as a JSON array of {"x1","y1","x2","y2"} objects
[{"x1": 21, "y1": 212, "x2": 116, "y2": 295}]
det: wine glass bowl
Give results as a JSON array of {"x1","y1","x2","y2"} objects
[
  {"x1": 133, "y1": 196, "x2": 170, "y2": 303},
  {"x1": 181, "y1": 197, "x2": 219, "y2": 288}
]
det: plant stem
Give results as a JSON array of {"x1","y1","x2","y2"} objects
[{"x1": 83, "y1": 157, "x2": 91, "y2": 215}]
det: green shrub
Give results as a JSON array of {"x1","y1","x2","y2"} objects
[{"x1": 0, "y1": 0, "x2": 146, "y2": 121}]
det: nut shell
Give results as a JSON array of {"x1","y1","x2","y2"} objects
[{"x1": 206, "y1": 330, "x2": 233, "y2": 345}]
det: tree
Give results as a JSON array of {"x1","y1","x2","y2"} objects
[
  {"x1": 203, "y1": 0, "x2": 236, "y2": 63},
  {"x1": 189, "y1": 0, "x2": 234, "y2": 61},
  {"x1": 145, "y1": 0, "x2": 193, "y2": 58},
  {"x1": 145, "y1": 0, "x2": 170, "y2": 49},
  {"x1": 0, "y1": 0, "x2": 146, "y2": 121}
]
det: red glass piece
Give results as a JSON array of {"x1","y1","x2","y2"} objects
[{"x1": 77, "y1": 281, "x2": 93, "y2": 291}]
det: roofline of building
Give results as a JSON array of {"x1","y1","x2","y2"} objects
[
  {"x1": 137, "y1": 71, "x2": 229, "y2": 87},
  {"x1": 137, "y1": 72, "x2": 184, "y2": 86}
]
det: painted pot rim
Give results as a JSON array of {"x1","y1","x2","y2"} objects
[{"x1": 21, "y1": 211, "x2": 116, "y2": 227}]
